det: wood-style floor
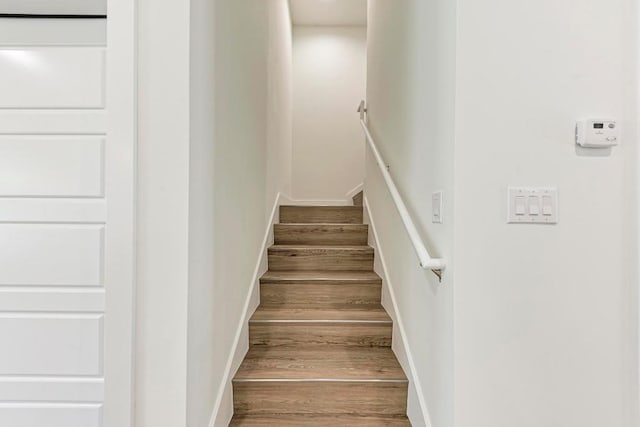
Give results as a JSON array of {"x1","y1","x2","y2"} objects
[{"x1": 230, "y1": 200, "x2": 411, "y2": 426}]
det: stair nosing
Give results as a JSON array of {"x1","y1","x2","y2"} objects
[
  {"x1": 260, "y1": 281, "x2": 381, "y2": 285},
  {"x1": 280, "y1": 205, "x2": 363, "y2": 208},
  {"x1": 269, "y1": 244, "x2": 372, "y2": 249},
  {"x1": 261, "y1": 271, "x2": 380, "y2": 276},
  {"x1": 233, "y1": 378, "x2": 408, "y2": 383},
  {"x1": 274, "y1": 223, "x2": 368, "y2": 226},
  {"x1": 249, "y1": 319, "x2": 392, "y2": 324},
  {"x1": 230, "y1": 415, "x2": 410, "y2": 422},
  {"x1": 260, "y1": 281, "x2": 382, "y2": 284}
]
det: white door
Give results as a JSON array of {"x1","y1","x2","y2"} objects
[{"x1": 0, "y1": 4, "x2": 136, "y2": 426}]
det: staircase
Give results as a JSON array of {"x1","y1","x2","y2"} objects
[{"x1": 230, "y1": 204, "x2": 410, "y2": 426}]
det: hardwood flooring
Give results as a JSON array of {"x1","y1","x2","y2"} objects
[{"x1": 231, "y1": 205, "x2": 410, "y2": 425}]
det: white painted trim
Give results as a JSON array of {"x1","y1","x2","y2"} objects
[
  {"x1": 283, "y1": 199, "x2": 352, "y2": 206},
  {"x1": 636, "y1": 2, "x2": 640, "y2": 420},
  {"x1": 281, "y1": 187, "x2": 363, "y2": 207},
  {"x1": 346, "y1": 182, "x2": 364, "y2": 199},
  {"x1": 280, "y1": 193, "x2": 352, "y2": 206},
  {"x1": 103, "y1": 1, "x2": 137, "y2": 426},
  {"x1": 363, "y1": 195, "x2": 433, "y2": 427},
  {"x1": 208, "y1": 193, "x2": 282, "y2": 427}
]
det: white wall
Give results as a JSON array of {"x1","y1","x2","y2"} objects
[
  {"x1": 137, "y1": 0, "x2": 288, "y2": 425},
  {"x1": 136, "y1": 0, "x2": 191, "y2": 425},
  {"x1": 266, "y1": 1, "x2": 293, "y2": 208},
  {"x1": 636, "y1": 2, "x2": 640, "y2": 420},
  {"x1": 292, "y1": 26, "x2": 366, "y2": 202},
  {"x1": 368, "y1": 1, "x2": 639, "y2": 427},
  {"x1": 366, "y1": 1, "x2": 456, "y2": 426},
  {"x1": 206, "y1": 2, "x2": 293, "y2": 425},
  {"x1": 136, "y1": 0, "x2": 292, "y2": 425},
  {"x1": 202, "y1": 0, "x2": 270, "y2": 425},
  {"x1": 186, "y1": 0, "x2": 217, "y2": 425},
  {"x1": 453, "y1": 0, "x2": 638, "y2": 426}
]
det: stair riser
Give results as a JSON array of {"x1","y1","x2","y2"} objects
[
  {"x1": 249, "y1": 322, "x2": 392, "y2": 347},
  {"x1": 260, "y1": 271, "x2": 382, "y2": 285},
  {"x1": 280, "y1": 206, "x2": 363, "y2": 224},
  {"x1": 268, "y1": 248, "x2": 374, "y2": 271},
  {"x1": 260, "y1": 283, "x2": 382, "y2": 306},
  {"x1": 233, "y1": 381, "x2": 408, "y2": 416},
  {"x1": 274, "y1": 224, "x2": 368, "y2": 246}
]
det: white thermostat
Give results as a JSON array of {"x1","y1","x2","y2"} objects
[{"x1": 576, "y1": 119, "x2": 619, "y2": 148}]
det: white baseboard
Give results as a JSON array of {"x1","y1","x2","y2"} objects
[
  {"x1": 346, "y1": 182, "x2": 364, "y2": 199},
  {"x1": 281, "y1": 188, "x2": 364, "y2": 207},
  {"x1": 208, "y1": 193, "x2": 282, "y2": 427},
  {"x1": 281, "y1": 198, "x2": 352, "y2": 206},
  {"x1": 363, "y1": 195, "x2": 433, "y2": 427}
]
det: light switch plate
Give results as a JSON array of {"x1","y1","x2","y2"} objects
[
  {"x1": 432, "y1": 191, "x2": 443, "y2": 224},
  {"x1": 507, "y1": 187, "x2": 558, "y2": 224}
]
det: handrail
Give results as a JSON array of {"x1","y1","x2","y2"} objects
[{"x1": 357, "y1": 100, "x2": 446, "y2": 281}]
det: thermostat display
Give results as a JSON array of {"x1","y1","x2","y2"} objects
[{"x1": 576, "y1": 119, "x2": 619, "y2": 148}]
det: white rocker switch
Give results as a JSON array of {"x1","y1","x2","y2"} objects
[
  {"x1": 528, "y1": 197, "x2": 540, "y2": 215},
  {"x1": 515, "y1": 196, "x2": 526, "y2": 215},
  {"x1": 508, "y1": 187, "x2": 558, "y2": 224},
  {"x1": 542, "y1": 196, "x2": 553, "y2": 216}
]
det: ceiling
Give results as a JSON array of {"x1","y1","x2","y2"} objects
[
  {"x1": 0, "y1": 0, "x2": 106, "y2": 15},
  {"x1": 290, "y1": 0, "x2": 367, "y2": 26}
]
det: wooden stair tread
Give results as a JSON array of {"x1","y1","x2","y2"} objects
[
  {"x1": 261, "y1": 270, "x2": 381, "y2": 284},
  {"x1": 251, "y1": 305, "x2": 391, "y2": 322},
  {"x1": 230, "y1": 414, "x2": 410, "y2": 426},
  {"x1": 235, "y1": 346, "x2": 407, "y2": 381}
]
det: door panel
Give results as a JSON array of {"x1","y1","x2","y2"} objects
[{"x1": 0, "y1": 40, "x2": 115, "y2": 426}]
